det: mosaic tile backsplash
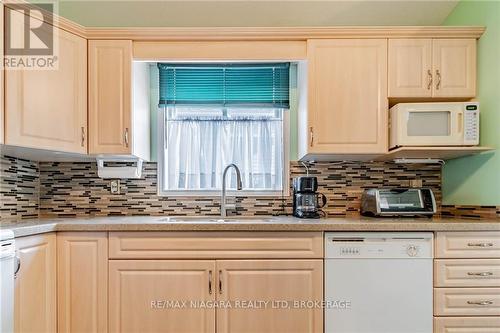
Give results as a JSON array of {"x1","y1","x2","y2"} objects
[
  {"x1": 1, "y1": 155, "x2": 498, "y2": 219},
  {"x1": 0, "y1": 155, "x2": 39, "y2": 219},
  {"x1": 38, "y1": 160, "x2": 443, "y2": 217},
  {"x1": 441, "y1": 205, "x2": 500, "y2": 219}
]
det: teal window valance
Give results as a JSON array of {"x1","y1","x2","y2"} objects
[{"x1": 158, "y1": 63, "x2": 290, "y2": 108}]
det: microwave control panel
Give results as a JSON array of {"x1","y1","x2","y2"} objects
[{"x1": 464, "y1": 103, "x2": 479, "y2": 145}]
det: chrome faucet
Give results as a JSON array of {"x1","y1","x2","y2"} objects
[{"x1": 221, "y1": 164, "x2": 243, "y2": 217}]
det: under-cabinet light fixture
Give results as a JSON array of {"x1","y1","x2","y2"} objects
[{"x1": 393, "y1": 158, "x2": 445, "y2": 165}]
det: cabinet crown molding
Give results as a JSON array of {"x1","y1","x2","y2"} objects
[{"x1": 85, "y1": 26, "x2": 485, "y2": 41}]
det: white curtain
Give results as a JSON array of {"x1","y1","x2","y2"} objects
[{"x1": 164, "y1": 116, "x2": 283, "y2": 191}]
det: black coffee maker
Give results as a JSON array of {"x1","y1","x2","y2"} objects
[{"x1": 292, "y1": 176, "x2": 327, "y2": 218}]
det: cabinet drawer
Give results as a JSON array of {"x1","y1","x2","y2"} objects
[
  {"x1": 435, "y1": 259, "x2": 500, "y2": 287},
  {"x1": 434, "y1": 316, "x2": 500, "y2": 333},
  {"x1": 435, "y1": 232, "x2": 500, "y2": 258},
  {"x1": 109, "y1": 232, "x2": 323, "y2": 259},
  {"x1": 434, "y1": 288, "x2": 500, "y2": 316}
]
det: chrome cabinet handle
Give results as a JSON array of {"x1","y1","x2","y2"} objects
[
  {"x1": 435, "y1": 69, "x2": 441, "y2": 90},
  {"x1": 468, "y1": 242, "x2": 494, "y2": 247},
  {"x1": 467, "y1": 300, "x2": 494, "y2": 306},
  {"x1": 14, "y1": 255, "x2": 21, "y2": 279},
  {"x1": 218, "y1": 270, "x2": 223, "y2": 294},
  {"x1": 208, "y1": 270, "x2": 213, "y2": 295},
  {"x1": 467, "y1": 271, "x2": 494, "y2": 277},
  {"x1": 427, "y1": 69, "x2": 433, "y2": 90},
  {"x1": 309, "y1": 127, "x2": 314, "y2": 147},
  {"x1": 81, "y1": 127, "x2": 85, "y2": 147},
  {"x1": 124, "y1": 128, "x2": 129, "y2": 147}
]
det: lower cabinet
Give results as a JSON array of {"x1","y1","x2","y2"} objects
[
  {"x1": 57, "y1": 232, "x2": 108, "y2": 333},
  {"x1": 434, "y1": 317, "x2": 500, "y2": 332},
  {"x1": 14, "y1": 233, "x2": 57, "y2": 333},
  {"x1": 434, "y1": 232, "x2": 500, "y2": 332},
  {"x1": 109, "y1": 260, "x2": 216, "y2": 333},
  {"x1": 13, "y1": 231, "x2": 322, "y2": 333},
  {"x1": 14, "y1": 230, "x2": 500, "y2": 333},
  {"x1": 108, "y1": 259, "x2": 323, "y2": 333},
  {"x1": 107, "y1": 231, "x2": 324, "y2": 333},
  {"x1": 216, "y1": 260, "x2": 323, "y2": 333}
]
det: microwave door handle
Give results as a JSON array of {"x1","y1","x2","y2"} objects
[{"x1": 457, "y1": 112, "x2": 464, "y2": 135}]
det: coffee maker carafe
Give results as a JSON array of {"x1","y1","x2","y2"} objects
[{"x1": 292, "y1": 176, "x2": 327, "y2": 218}]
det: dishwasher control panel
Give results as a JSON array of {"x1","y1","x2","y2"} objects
[
  {"x1": 325, "y1": 232, "x2": 433, "y2": 259},
  {"x1": 339, "y1": 247, "x2": 361, "y2": 256}
]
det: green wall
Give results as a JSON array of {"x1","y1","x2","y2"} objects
[{"x1": 441, "y1": 0, "x2": 500, "y2": 205}]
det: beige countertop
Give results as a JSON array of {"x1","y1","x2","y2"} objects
[{"x1": 1, "y1": 215, "x2": 499, "y2": 238}]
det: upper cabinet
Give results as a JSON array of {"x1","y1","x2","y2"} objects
[
  {"x1": 389, "y1": 39, "x2": 476, "y2": 98},
  {"x1": 300, "y1": 39, "x2": 388, "y2": 160},
  {"x1": 1, "y1": 3, "x2": 4, "y2": 145},
  {"x1": 88, "y1": 40, "x2": 132, "y2": 155},
  {"x1": 1, "y1": 16, "x2": 481, "y2": 162},
  {"x1": 432, "y1": 39, "x2": 476, "y2": 98},
  {"x1": 4, "y1": 8, "x2": 87, "y2": 153},
  {"x1": 88, "y1": 40, "x2": 150, "y2": 160},
  {"x1": 388, "y1": 39, "x2": 433, "y2": 98}
]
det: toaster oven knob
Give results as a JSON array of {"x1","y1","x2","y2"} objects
[{"x1": 406, "y1": 245, "x2": 419, "y2": 257}]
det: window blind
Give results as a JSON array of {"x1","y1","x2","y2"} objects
[{"x1": 158, "y1": 63, "x2": 290, "y2": 108}]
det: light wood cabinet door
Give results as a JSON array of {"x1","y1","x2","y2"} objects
[
  {"x1": 4, "y1": 8, "x2": 87, "y2": 153},
  {"x1": 435, "y1": 259, "x2": 500, "y2": 287},
  {"x1": 109, "y1": 231, "x2": 323, "y2": 259},
  {"x1": 434, "y1": 288, "x2": 500, "y2": 316},
  {"x1": 14, "y1": 233, "x2": 56, "y2": 333},
  {"x1": 216, "y1": 260, "x2": 323, "y2": 333},
  {"x1": 435, "y1": 232, "x2": 500, "y2": 258},
  {"x1": 89, "y1": 40, "x2": 132, "y2": 154},
  {"x1": 434, "y1": 317, "x2": 500, "y2": 333},
  {"x1": 57, "y1": 232, "x2": 108, "y2": 333},
  {"x1": 307, "y1": 39, "x2": 388, "y2": 155},
  {"x1": 109, "y1": 260, "x2": 216, "y2": 333},
  {"x1": 432, "y1": 39, "x2": 476, "y2": 98},
  {"x1": 388, "y1": 39, "x2": 433, "y2": 97}
]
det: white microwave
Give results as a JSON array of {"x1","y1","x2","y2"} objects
[{"x1": 390, "y1": 102, "x2": 479, "y2": 149}]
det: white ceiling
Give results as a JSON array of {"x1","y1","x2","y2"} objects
[{"x1": 42, "y1": 0, "x2": 460, "y2": 27}]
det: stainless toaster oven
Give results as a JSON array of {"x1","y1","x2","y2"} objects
[{"x1": 361, "y1": 188, "x2": 436, "y2": 217}]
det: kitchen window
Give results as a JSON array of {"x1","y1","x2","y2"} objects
[{"x1": 157, "y1": 63, "x2": 290, "y2": 196}]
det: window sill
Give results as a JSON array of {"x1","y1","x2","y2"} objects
[{"x1": 157, "y1": 189, "x2": 289, "y2": 197}]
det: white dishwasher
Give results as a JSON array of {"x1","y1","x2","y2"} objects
[{"x1": 325, "y1": 232, "x2": 433, "y2": 333}]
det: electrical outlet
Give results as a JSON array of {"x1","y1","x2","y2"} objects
[
  {"x1": 110, "y1": 179, "x2": 120, "y2": 194},
  {"x1": 409, "y1": 179, "x2": 423, "y2": 188}
]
